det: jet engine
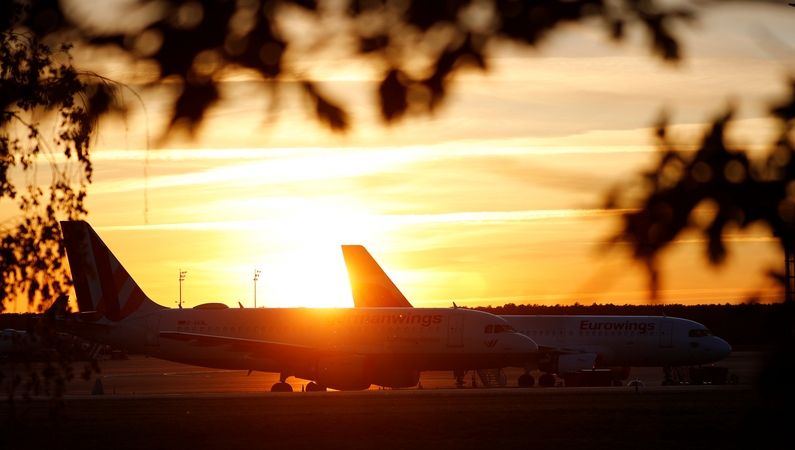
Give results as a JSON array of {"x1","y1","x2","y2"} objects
[{"x1": 316, "y1": 355, "x2": 373, "y2": 390}]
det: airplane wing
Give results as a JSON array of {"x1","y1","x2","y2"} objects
[
  {"x1": 537, "y1": 345, "x2": 605, "y2": 355},
  {"x1": 158, "y1": 331, "x2": 323, "y2": 360}
]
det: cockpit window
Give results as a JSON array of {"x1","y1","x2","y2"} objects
[
  {"x1": 688, "y1": 329, "x2": 713, "y2": 337},
  {"x1": 485, "y1": 325, "x2": 493, "y2": 333},
  {"x1": 494, "y1": 325, "x2": 506, "y2": 333},
  {"x1": 505, "y1": 325, "x2": 516, "y2": 333}
]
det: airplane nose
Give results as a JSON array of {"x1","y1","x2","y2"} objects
[
  {"x1": 517, "y1": 333, "x2": 538, "y2": 353},
  {"x1": 713, "y1": 338, "x2": 732, "y2": 360}
]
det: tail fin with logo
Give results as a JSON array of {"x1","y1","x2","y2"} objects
[
  {"x1": 61, "y1": 221, "x2": 165, "y2": 322},
  {"x1": 341, "y1": 245, "x2": 413, "y2": 308}
]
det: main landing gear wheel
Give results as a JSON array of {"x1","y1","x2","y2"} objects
[
  {"x1": 305, "y1": 382, "x2": 327, "y2": 392},
  {"x1": 271, "y1": 382, "x2": 293, "y2": 392},
  {"x1": 517, "y1": 374, "x2": 535, "y2": 388},
  {"x1": 538, "y1": 373, "x2": 556, "y2": 387}
]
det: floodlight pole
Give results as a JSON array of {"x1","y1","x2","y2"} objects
[
  {"x1": 254, "y1": 268, "x2": 261, "y2": 308},
  {"x1": 178, "y1": 270, "x2": 187, "y2": 309}
]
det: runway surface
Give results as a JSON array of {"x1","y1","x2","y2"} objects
[
  {"x1": 0, "y1": 349, "x2": 766, "y2": 395},
  {"x1": 0, "y1": 350, "x2": 775, "y2": 450}
]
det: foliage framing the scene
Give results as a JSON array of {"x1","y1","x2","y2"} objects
[
  {"x1": 0, "y1": 0, "x2": 794, "y2": 437},
  {"x1": 1, "y1": 1, "x2": 112, "y2": 312},
  {"x1": 1, "y1": 0, "x2": 117, "y2": 412},
  {"x1": 21, "y1": 0, "x2": 694, "y2": 137},
  {"x1": 0, "y1": 0, "x2": 696, "y2": 311},
  {"x1": 610, "y1": 85, "x2": 795, "y2": 297}
]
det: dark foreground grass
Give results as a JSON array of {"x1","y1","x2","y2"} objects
[{"x1": 0, "y1": 388, "x2": 765, "y2": 449}]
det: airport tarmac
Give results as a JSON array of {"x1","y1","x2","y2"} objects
[
  {"x1": 0, "y1": 350, "x2": 776, "y2": 450},
  {"x1": 1, "y1": 349, "x2": 766, "y2": 395}
]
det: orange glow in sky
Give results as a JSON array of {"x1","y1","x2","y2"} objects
[{"x1": 4, "y1": 2, "x2": 793, "y2": 313}]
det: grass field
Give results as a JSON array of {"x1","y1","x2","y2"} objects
[{"x1": 1, "y1": 387, "x2": 764, "y2": 450}]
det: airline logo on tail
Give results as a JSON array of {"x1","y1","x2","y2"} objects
[{"x1": 61, "y1": 221, "x2": 153, "y2": 323}]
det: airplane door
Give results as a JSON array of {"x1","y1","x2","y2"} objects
[
  {"x1": 659, "y1": 321, "x2": 673, "y2": 348},
  {"x1": 557, "y1": 327, "x2": 565, "y2": 343},
  {"x1": 145, "y1": 314, "x2": 161, "y2": 346},
  {"x1": 447, "y1": 315, "x2": 464, "y2": 347}
]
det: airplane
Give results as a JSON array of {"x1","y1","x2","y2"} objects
[
  {"x1": 56, "y1": 221, "x2": 539, "y2": 391},
  {"x1": 341, "y1": 245, "x2": 733, "y2": 387}
]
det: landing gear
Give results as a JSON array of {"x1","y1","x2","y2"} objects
[
  {"x1": 305, "y1": 382, "x2": 326, "y2": 392},
  {"x1": 271, "y1": 382, "x2": 293, "y2": 392},
  {"x1": 538, "y1": 373, "x2": 556, "y2": 387},
  {"x1": 517, "y1": 374, "x2": 535, "y2": 388}
]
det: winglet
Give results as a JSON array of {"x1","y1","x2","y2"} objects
[{"x1": 341, "y1": 245, "x2": 413, "y2": 308}]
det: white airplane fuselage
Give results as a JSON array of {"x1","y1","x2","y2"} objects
[
  {"x1": 504, "y1": 315, "x2": 732, "y2": 369},
  {"x1": 340, "y1": 245, "x2": 733, "y2": 379},
  {"x1": 72, "y1": 306, "x2": 536, "y2": 374}
]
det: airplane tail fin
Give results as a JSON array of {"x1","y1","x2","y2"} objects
[
  {"x1": 61, "y1": 221, "x2": 164, "y2": 322},
  {"x1": 341, "y1": 245, "x2": 413, "y2": 308},
  {"x1": 43, "y1": 294, "x2": 70, "y2": 321}
]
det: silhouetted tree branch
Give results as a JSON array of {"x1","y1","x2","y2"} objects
[
  {"x1": 611, "y1": 82, "x2": 795, "y2": 298},
  {"x1": 10, "y1": 0, "x2": 694, "y2": 138},
  {"x1": 2, "y1": 0, "x2": 695, "y2": 309},
  {"x1": 609, "y1": 82, "x2": 795, "y2": 444},
  {"x1": 1, "y1": 2, "x2": 117, "y2": 410}
]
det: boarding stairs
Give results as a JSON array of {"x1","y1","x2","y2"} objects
[{"x1": 476, "y1": 368, "x2": 507, "y2": 388}]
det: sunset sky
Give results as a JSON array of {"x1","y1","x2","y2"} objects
[{"x1": 6, "y1": 1, "x2": 795, "y2": 312}]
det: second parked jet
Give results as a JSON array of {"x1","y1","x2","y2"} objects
[{"x1": 342, "y1": 245, "x2": 732, "y2": 386}]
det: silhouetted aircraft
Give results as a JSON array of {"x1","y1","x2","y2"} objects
[
  {"x1": 56, "y1": 221, "x2": 538, "y2": 391},
  {"x1": 342, "y1": 245, "x2": 732, "y2": 387}
]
